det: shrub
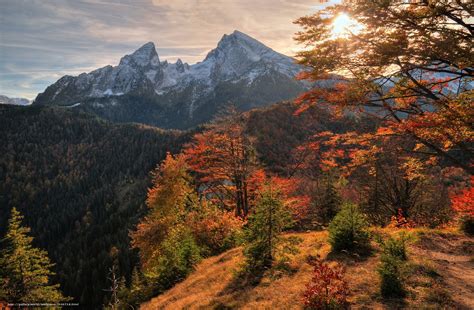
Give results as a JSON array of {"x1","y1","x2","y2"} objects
[
  {"x1": 378, "y1": 255, "x2": 405, "y2": 298},
  {"x1": 377, "y1": 233, "x2": 410, "y2": 298},
  {"x1": 377, "y1": 232, "x2": 411, "y2": 261},
  {"x1": 302, "y1": 258, "x2": 349, "y2": 309},
  {"x1": 328, "y1": 203, "x2": 370, "y2": 252},
  {"x1": 187, "y1": 204, "x2": 244, "y2": 256}
]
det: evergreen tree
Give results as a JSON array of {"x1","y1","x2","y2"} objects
[
  {"x1": 321, "y1": 175, "x2": 341, "y2": 224},
  {"x1": 328, "y1": 203, "x2": 370, "y2": 253},
  {"x1": 243, "y1": 183, "x2": 297, "y2": 273},
  {"x1": 127, "y1": 266, "x2": 146, "y2": 305},
  {"x1": 0, "y1": 208, "x2": 68, "y2": 303}
]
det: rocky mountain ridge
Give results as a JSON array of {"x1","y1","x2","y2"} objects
[{"x1": 33, "y1": 31, "x2": 310, "y2": 129}]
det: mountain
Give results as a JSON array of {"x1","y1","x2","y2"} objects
[
  {"x1": 0, "y1": 95, "x2": 31, "y2": 106},
  {"x1": 33, "y1": 31, "x2": 310, "y2": 129}
]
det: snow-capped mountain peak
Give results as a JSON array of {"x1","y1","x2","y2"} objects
[
  {"x1": 201, "y1": 30, "x2": 300, "y2": 82},
  {"x1": 215, "y1": 30, "x2": 272, "y2": 58},
  {"x1": 34, "y1": 31, "x2": 309, "y2": 129},
  {"x1": 119, "y1": 42, "x2": 160, "y2": 68}
]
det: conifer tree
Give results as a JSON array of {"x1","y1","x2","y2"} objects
[
  {"x1": 0, "y1": 208, "x2": 68, "y2": 303},
  {"x1": 321, "y1": 175, "x2": 341, "y2": 223},
  {"x1": 128, "y1": 266, "x2": 146, "y2": 304},
  {"x1": 243, "y1": 182, "x2": 297, "y2": 273}
]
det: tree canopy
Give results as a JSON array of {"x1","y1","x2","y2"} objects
[{"x1": 295, "y1": 0, "x2": 473, "y2": 174}]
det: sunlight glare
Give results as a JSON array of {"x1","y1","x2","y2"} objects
[{"x1": 331, "y1": 13, "x2": 362, "y2": 38}]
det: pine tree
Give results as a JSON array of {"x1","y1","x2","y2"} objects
[
  {"x1": 0, "y1": 208, "x2": 68, "y2": 303},
  {"x1": 127, "y1": 266, "x2": 146, "y2": 304},
  {"x1": 321, "y1": 175, "x2": 341, "y2": 224},
  {"x1": 243, "y1": 182, "x2": 297, "y2": 273},
  {"x1": 328, "y1": 203, "x2": 370, "y2": 253}
]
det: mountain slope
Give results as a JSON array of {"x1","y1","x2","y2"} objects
[
  {"x1": 0, "y1": 105, "x2": 191, "y2": 307},
  {"x1": 141, "y1": 230, "x2": 474, "y2": 309},
  {"x1": 33, "y1": 31, "x2": 309, "y2": 129}
]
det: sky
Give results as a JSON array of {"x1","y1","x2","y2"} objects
[{"x1": 0, "y1": 0, "x2": 338, "y2": 99}]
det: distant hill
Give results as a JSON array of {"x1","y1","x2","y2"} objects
[{"x1": 0, "y1": 94, "x2": 31, "y2": 106}]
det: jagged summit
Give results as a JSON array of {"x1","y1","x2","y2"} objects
[
  {"x1": 219, "y1": 30, "x2": 268, "y2": 49},
  {"x1": 34, "y1": 31, "x2": 310, "y2": 129},
  {"x1": 119, "y1": 41, "x2": 160, "y2": 67},
  {"x1": 206, "y1": 30, "x2": 272, "y2": 63}
]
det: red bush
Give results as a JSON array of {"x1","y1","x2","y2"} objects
[{"x1": 302, "y1": 258, "x2": 349, "y2": 309}]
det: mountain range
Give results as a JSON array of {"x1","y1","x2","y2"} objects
[
  {"x1": 0, "y1": 95, "x2": 31, "y2": 106},
  {"x1": 33, "y1": 31, "x2": 310, "y2": 129}
]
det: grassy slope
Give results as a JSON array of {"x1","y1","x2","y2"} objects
[{"x1": 141, "y1": 229, "x2": 473, "y2": 309}]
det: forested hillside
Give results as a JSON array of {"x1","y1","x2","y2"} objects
[
  {"x1": 0, "y1": 105, "x2": 190, "y2": 307},
  {"x1": 0, "y1": 102, "x2": 362, "y2": 306}
]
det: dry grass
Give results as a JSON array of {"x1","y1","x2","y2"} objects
[{"x1": 141, "y1": 228, "x2": 474, "y2": 310}]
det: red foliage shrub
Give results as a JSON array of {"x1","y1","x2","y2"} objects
[
  {"x1": 302, "y1": 258, "x2": 349, "y2": 309},
  {"x1": 451, "y1": 176, "x2": 474, "y2": 218}
]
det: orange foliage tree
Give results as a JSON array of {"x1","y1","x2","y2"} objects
[
  {"x1": 297, "y1": 129, "x2": 454, "y2": 226},
  {"x1": 294, "y1": 1, "x2": 473, "y2": 174},
  {"x1": 184, "y1": 110, "x2": 263, "y2": 218},
  {"x1": 130, "y1": 153, "x2": 197, "y2": 271}
]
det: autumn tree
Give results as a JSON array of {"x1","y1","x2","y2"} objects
[
  {"x1": 450, "y1": 176, "x2": 474, "y2": 234},
  {"x1": 299, "y1": 128, "x2": 454, "y2": 225},
  {"x1": 451, "y1": 176, "x2": 474, "y2": 218},
  {"x1": 184, "y1": 108, "x2": 262, "y2": 218},
  {"x1": 130, "y1": 153, "x2": 199, "y2": 280},
  {"x1": 186, "y1": 201, "x2": 243, "y2": 256},
  {"x1": 0, "y1": 208, "x2": 68, "y2": 303},
  {"x1": 294, "y1": 1, "x2": 473, "y2": 174}
]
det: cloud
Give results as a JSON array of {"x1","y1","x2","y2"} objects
[{"x1": 0, "y1": 0, "x2": 339, "y2": 98}]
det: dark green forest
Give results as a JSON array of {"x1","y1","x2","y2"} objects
[{"x1": 0, "y1": 105, "x2": 189, "y2": 307}]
